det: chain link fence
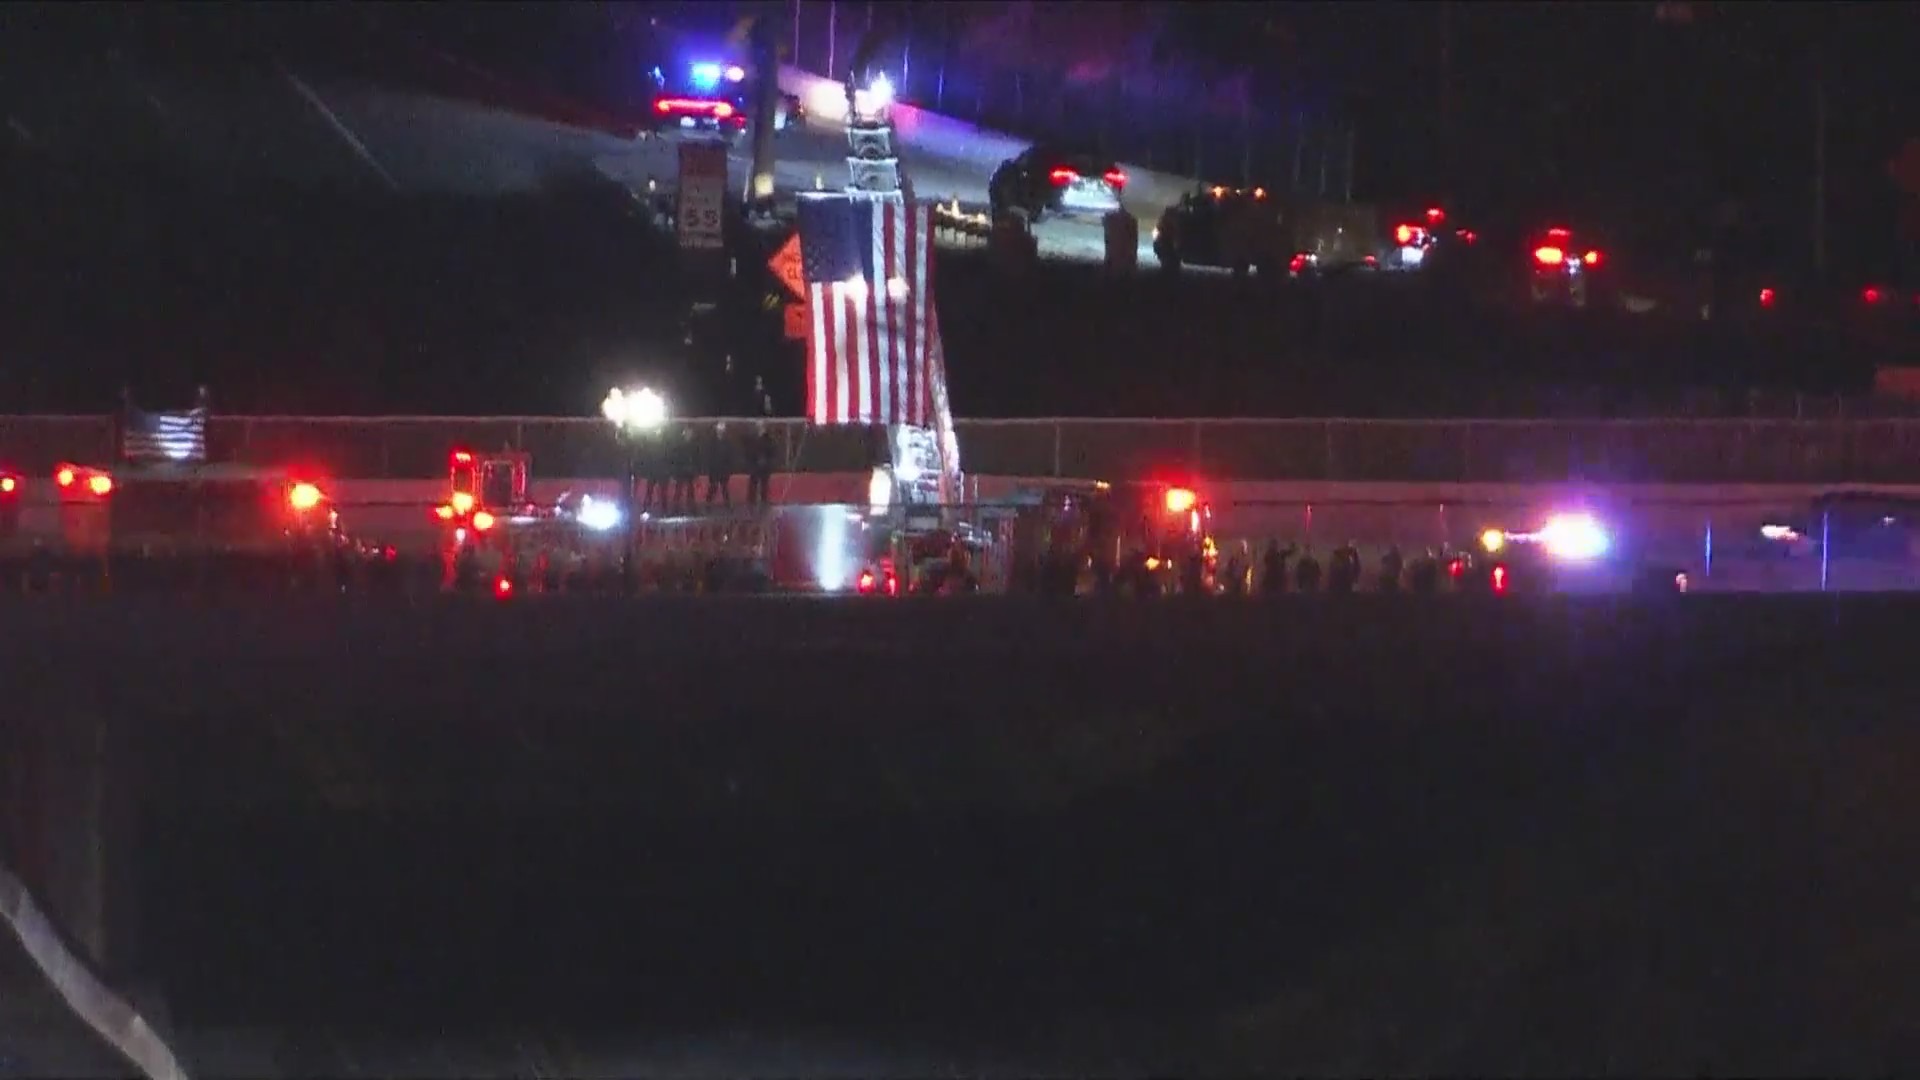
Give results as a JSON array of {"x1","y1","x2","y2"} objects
[{"x1": 5, "y1": 415, "x2": 1920, "y2": 484}]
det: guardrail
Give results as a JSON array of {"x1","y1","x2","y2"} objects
[{"x1": 6, "y1": 415, "x2": 1920, "y2": 484}]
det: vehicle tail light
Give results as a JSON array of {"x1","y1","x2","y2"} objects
[
  {"x1": 1048, "y1": 167, "x2": 1078, "y2": 185},
  {"x1": 1395, "y1": 224, "x2": 1415, "y2": 245},
  {"x1": 0, "y1": 475, "x2": 16, "y2": 494},
  {"x1": 56, "y1": 466, "x2": 76, "y2": 488},
  {"x1": 1103, "y1": 168, "x2": 1127, "y2": 189},
  {"x1": 1363, "y1": 254, "x2": 1378, "y2": 266},
  {"x1": 1534, "y1": 245, "x2": 1566, "y2": 266},
  {"x1": 1863, "y1": 286, "x2": 1884, "y2": 304},
  {"x1": 884, "y1": 570, "x2": 899, "y2": 597},
  {"x1": 1456, "y1": 228, "x2": 1476, "y2": 243},
  {"x1": 87, "y1": 473, "x2": 113, "y2": 496},
  {"x1": 471, "y1": 510, "x2": 496, "y2": 532},
  {"x1": 1582, "y1": 250, "x2": 1602, "y2": 266},
  {"x1": 1491, "y1": 565, "x2": 1508, "y2": 593},
  {"x1": 494, "y1": 576, "x2": 514, "y2": 598},
  {"x1": 857, "y1": 568, "x2": 877, "y2": 593},
  {"x1": 1759, "y1": 287, "x2": 1776, "y2": 308},
  {"x1": 1164, "y1": 486, "x2": 1198, "y2": 514},
  {"x1": 1449, "y1": 558, "x2": 1465, "y2": 578},
  {"x1": 288, "y1": 482, "x2": 323, "y2": 512}
]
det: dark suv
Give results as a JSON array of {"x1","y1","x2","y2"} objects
[{"x1": 989, "y1": 145, "x2": 1126, "y2": 223}]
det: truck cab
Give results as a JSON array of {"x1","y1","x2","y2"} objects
[{"x1": 436, "y1": 448, "x2": 531, "y2": 537}]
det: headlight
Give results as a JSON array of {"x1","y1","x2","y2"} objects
[
  {"x1": 576, "y1": 495, "x2": 622, "y2": 532},
  {"x1": 1539, "y1": 513, "x2": 1609, "y2": 560}
]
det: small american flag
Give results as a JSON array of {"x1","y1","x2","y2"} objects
[
  {"x1": 797, "y1": 193, "x2": 934, "y2": 427},
  {"x1": 122, "y1": 403, "x2": 209, "y2": 463}
]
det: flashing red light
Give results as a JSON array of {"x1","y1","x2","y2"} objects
[
  {"x1": 1363, "y1": 254, "x2": 1378, "y2": 266},
  {"x1": 87, "y1": 473, "x2": 113, "y2": 496},
  {"x1": 1491, "y1": 565, "x2": 1508, "y2": 593},
  {"x1": 287, "y1": 482, "x2": 323, "y2": 512},
  {"x1": 857, "y1": 568, "x2": 877, "y2": 593},
  {"x1": 434, "y1": 504, "x2": 456, "y2": 521},
  {"x1": 1759, "y1": 287, "x2": 1776, "y2": 308},
  {"x1": 1164, "y1": 486, "x2": 1198, "y2": 514},
  {"x1": 470, "y1": 510, "x2": 496, "y2": 533},
  {"x1": 655, "y1": 97, "x2": 731, "y2": 115},
  {"x1": 1545, "y1": 226, "x2": 1571, "y2": 239},
  {"x1": 883, "y1": 571, "x2": 899, "y2": 597},
  {"x1": 493, "y1": 576, "x2": 514, "y2": 598},
  {"x1": 1425, "y1": 207, "x2": 1445, "y2": 224},
  {"x1": 1103, "y1": 168, "x2": 1127, "y2": 189},
  {"x1": 55, "y1": 466, "x2": 76, "y2": 488},
  {"x1": 451, "y1": 449, "x2": 473, "y2": 465},
  {"x1": 1456, "y1": 228, "x2": 1477, "y2": 243},
  {"x1": 1448, "y1": 558, "x2": 1464, "y2": 578},
  {"x1": 1048, "y1": 167, "x2": 1078, "y2": 185},
  {"x1": 1863, "y1": 286, "x2": 1885, "y2": 304},
  {"x1": 0, "y1": 475, "x2": 15, "y2": 494},
  {"x1": 1288, "y1": 253, "x2": 1310, "y2": 274},
  {"x1": 1394, "y1": 223, "x2": 1416, "y2": 245},
  {"x1": 1582, "y1": 249, "x2": 1602, "y2": 267},
  {"x1": 1534, "y1": 245, "x2": 1566, "y2": 266}
]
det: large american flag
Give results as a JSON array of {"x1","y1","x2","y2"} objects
[
  {"x1": 121, "y1": 404, "x2": 208, "y2": 463},
  {"x1": 797, "y1": 193, "x2": 935, "y2": 427}
]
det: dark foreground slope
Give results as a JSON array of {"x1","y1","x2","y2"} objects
[{"x1": 6, "y1": 596, "x2": 1920, "y2": 1076}]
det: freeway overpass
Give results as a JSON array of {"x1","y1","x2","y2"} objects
[{"x1": 4, "y1": 414, "x2": 1920, "y2": 486}]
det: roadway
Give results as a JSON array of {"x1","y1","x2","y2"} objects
[
  {"x1": 0, "y1": 45, "x2": 1185, "y2": 264},
  {"x1": 9, "y1": 475, "x2": 1916, "y2": 593}
]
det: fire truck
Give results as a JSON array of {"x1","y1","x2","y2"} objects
[
  {"x1": 997, "y1": 479, "x2": 1219, "y2": 596},
  {"x1": 41, "y1": 459, "x2": 344, "y2": 565},
  {"x1": 433, "y1": 446, "x2": 902, "y2": 595}
]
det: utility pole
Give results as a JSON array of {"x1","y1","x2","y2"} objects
[
  {"x1": 826, "y1": 0, "x2": 837, "y2": 80},
  {"x1": 1812, "y1": 58, "x2": 1828, "y2": 277},
  {"x1": 1439, "y1": 0, "x2": 1454, "y2": 200}
]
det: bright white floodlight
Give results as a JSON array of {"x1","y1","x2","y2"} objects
[{"x1": 602, "y1": 386, "x2": 669, "y2": 432}]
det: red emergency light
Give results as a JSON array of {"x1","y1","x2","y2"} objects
[
  {"x1": 451, "y1": 449, "x2": 473, "y2": 465},
  {"x1": 1582, "y1": 249, "x2": 1602, "y2": 267},
  {"x1": 0, "y1": 474, "x2": 16, "y2": 495},
  {"x1": 1395, "y1": 223, "x2": 1416, "y2": 245},
  {"x1": 1425, "y1": 207, "x2": 1445, "y2": 224},
  {"x1": 1491, "y1": 565, "x2": 1508, "y2": 593},
  {"x1": 1164, "y1": 486, "x2": 1198, "y2": 514},
  {"x1": 1533, "y1": 245, "x2": 1566, "y2": 266},
  {"x1": 1759, "y1": 286, "x2": 1776, "y2": 308},
  {"x1": 493, "y1": 576, "x2": 514, "y2": 598},
  {"x1": 1863, "y1": 285, "x2": 1885, "y2": 305},
  {"x1": 655, "y1": 97, "x2": 734, "y2": 116},
  {"x1": 857, "y1": 568, "x2": 877, "y2": 594}
]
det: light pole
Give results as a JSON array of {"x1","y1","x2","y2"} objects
[{"x1": 602, "y1": 386, "x2": 670, "y2": 580}]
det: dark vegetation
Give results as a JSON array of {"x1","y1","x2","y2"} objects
[{"x1": 6, "y1": 596, "x2": 1917, "y2": 1073}]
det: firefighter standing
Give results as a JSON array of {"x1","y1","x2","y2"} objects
[
  {"x1": 705, "y1": 422, "x2": 734, "y2": 508},
  {"x1": 746, "y1": 422, "x2": 776, "y2": 507},
  {"x1": 1294, "y1": 546, "x2": 1322, "y2": 592},
  {"x1": 1261, "y1": 539, "x2": 1296, "y2": 595},
  {"x1": 671, "y1": 427, "x2": 699, "y2": 513}
]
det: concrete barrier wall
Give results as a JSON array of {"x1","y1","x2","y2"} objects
[{"x1": 9, "y1": 415, "x2": 1920, "y2": 484}]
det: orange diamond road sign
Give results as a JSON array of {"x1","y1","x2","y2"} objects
[
  {"x1": 768, "y1": 233, "x2": 807, "y2": 301},
  {"x1": 783, "y1": 301, "x2": 811, "y2": 342}
]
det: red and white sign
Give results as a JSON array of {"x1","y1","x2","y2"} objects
[{"x1": 676, "y1": 142, "x2": 728, "y2": 250}]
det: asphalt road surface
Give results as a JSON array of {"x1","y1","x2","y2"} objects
[{"x1": 6, "y1": 596, "x2": 1918, "y2": 1076}]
